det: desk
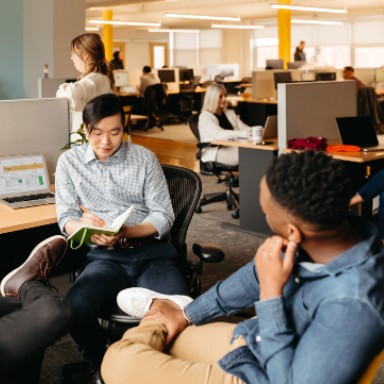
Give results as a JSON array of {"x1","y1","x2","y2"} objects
[
  {"x1": 212, "y1": 141, "x2": 384, "y2": 236},
  {"x1": 0, "y1": 197, "x2": 86, "y2": 278},
  {"x1": 212, "y1": 139, "x2": 278, "y2": 236}
]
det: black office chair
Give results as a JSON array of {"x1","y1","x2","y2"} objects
[
  {"x1": 178, "y1": 84, "x2": 197, "y2": 122},
  {"x1": 62, "y1": 165, "x2": 225, "y2": 382},
  {"x1": 357, "y1": 86, "x2": 384, "y2": 132},
  {"x1": 142, "y1": 83, "x2": 169, "y2": 131},
  {"x1": 188, "y1": 114, "x2": 240, "y2": 218}
]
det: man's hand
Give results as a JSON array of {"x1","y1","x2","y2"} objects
[
  {"x1": 142, "y1": 300, "x2": 189, "y2": 345},
  {"x1": 254, "y1": 236, "x2": 297, "y2": 301}
]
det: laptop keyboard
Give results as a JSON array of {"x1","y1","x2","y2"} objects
[{"x1": 4, "y1": 192, "x2": 55, "y2": 203}]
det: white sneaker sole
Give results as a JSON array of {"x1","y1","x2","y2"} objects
[{"x1": 0, "y1": 235, "x2": 67, "y2": 296}]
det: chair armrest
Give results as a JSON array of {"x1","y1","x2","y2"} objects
[{"x1": 192, "y1": 243, "x2": 225, "y2": 263}]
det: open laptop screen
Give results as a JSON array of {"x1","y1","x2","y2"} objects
[
  {"x1": 0, "y1": 154, "x2": 51, "y2": 198},
  {"x1": 336, "y1": 116, "x2": 379, "y2": 147}
]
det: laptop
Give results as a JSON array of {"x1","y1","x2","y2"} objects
[
  {"x1": 0, "y1": 153, "x2": 55, "y2": 209},
  {"x1": 336, "y1": 116, "x2": 384, "y2": 152},
  {"x1": 258, "y1": 115, "x2": 278, "y2": 145}
]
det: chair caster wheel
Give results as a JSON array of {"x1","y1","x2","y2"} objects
[
  {"x1": 195, "y1": 206, "x2": 202, "y2": 214},
  {"x1": 232, "y1": 209, "x2": 239, "y2": 219}
]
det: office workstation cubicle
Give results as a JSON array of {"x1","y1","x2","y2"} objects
[{"x1": 0, "y1": 98, "x2": 81, "y2": 277}]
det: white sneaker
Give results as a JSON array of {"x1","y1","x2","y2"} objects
[{"x1": 117, "y1": 287, "x2": 193, "y2": 318}]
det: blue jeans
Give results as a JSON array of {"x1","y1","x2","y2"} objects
[{"x1": 66, "y1": 242, "x2": 188, "y2": 368}]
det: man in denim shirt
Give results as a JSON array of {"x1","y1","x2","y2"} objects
[{"x1": 102, "y1": 151, "x2": 384, "y2": 384}]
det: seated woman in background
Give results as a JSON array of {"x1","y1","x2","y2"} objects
[
  {"x1": 56, "y1": 33, "x2": 115, "y2": 135},
  {"x1": 350, "y1": 169, "x2": 384, "y2": 239},
  {"x1": 198, "y1": 82, "x2": 250, "y2": 166}
]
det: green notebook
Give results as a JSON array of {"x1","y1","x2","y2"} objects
[{"x1": 68, "y1": 205, "x2": 135, "y2": 250}]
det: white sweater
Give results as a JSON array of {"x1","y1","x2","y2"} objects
[
  {"x1": 198, "y1": 109, "x2": 250, "y2": 163},
  {"x1": 56, "y1": 72, "x2": 114, "y2": 133}
]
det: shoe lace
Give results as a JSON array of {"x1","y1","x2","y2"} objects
[{"x1": 33, "y1": 253, "x2": 53, "y2": 280}]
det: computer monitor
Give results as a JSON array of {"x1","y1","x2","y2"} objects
[
  {"x1": 266, "y1": 59, "x2": 284, "y2": 70},
  {"x1": 287, "y1": 61, "x2": 305, "y2": 69},
  {"x1": 157, "y1": 69, "x2": 176, "y2": 83},
  {"x1": 179, "y1": 68, "x2": 194, "y2": 83},
  {"x1": 273, "y1": 71, "x2": 292, "y2": 89},
  {"x1": 113, "y1": 70, "x2": 130, "y2": 87},
  {"x1": 315, "y1": 72, "x2": 336, "y2": 81},
  {"x1": 375, "y1": 67, "x2": 384, "y2": 83}
]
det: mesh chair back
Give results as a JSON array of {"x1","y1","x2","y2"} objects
[
  {"x1": 188, "y1": 114, "x2": 201, "y2": 142},
  {"x1": 162, "y1": 165, "x2": 202, "y2": 265}
]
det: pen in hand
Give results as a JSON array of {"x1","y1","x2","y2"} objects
[{"x1": 80, "y1": 205, "x2": 106, "y2": 226}]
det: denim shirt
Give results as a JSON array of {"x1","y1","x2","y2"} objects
[{"x1": 186, "y1": 217, "x2": 384, "y2": 384}]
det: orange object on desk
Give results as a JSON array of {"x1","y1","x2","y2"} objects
[{"x1": 326, "y1": 145, "x2": 361, "y2": 152}]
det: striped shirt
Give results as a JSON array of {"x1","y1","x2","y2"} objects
[{"x1": 55, "y1": 142, "x2": 174, "y2": 239}]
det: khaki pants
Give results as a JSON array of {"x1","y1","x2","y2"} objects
[{"x1": 101, "y1": 320, "x2": 246, "y2": 384}]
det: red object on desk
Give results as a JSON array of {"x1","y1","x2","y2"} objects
[
  {"x1": 326, "y1": 145, "x2": 361, "y2": 152},
  {"x1": 288, "y1": 136, "x2": 328, "y2": 151}
]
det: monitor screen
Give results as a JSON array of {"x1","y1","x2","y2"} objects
[
  {"x1": 157, "y1": 69, "x2": 176, "y2": 83},
  {"x1": 375, "y1": 67, "x2": 384, "y2": 83},
  {"x1": 266, "y1": 59, "x2": 284, "y2": 70},
  {"x1": 273, "y1": 71, "x2": 292, "y2": 89},
  {"x1": 113, "y1": 70, "x2": 130, "y2": 87},
  {"x1": 287, "y1": 61, "x2": 305, "y2": 69},
  {"x1": 179, "y1": 68, "x2": 194, "y2": 82},
  {"x1": 315, "y1": 72, "x2": 336, "y2": 81}
]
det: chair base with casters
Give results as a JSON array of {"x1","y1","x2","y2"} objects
[
  {"x1": 187, "y1": 114, "x2": 240, "y2": 218},
  {"x1": 61, "y1": 165, "x2": 225, "y2": 383},
  {"x1": 196, "y1": 161, "x2": 240, "y2": 219}
]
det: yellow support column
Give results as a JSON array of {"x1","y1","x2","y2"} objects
[
  {"x1": 102, "y1": 10, "x2": 113, "y2": 61},
  {"x1": 277, "y1": 0, "x2": 291, "y2": 68}
]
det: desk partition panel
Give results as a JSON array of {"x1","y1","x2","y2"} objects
[
  {"x1": 277, "y1": 80, "x2": 357, "y2": 151},
  {"x1": 0, "y1": 98, "x2": 70, "y2": 181}
]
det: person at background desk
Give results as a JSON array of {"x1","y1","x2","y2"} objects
[
  {"x1": 56, "y1": 33, "x2": 115, "y2": 137},
  {"x1": 294, "y1": 40, "x2": 306, "y2": 62},
  {"x1": 55, "y1": 93, "x2": 188, "y2": 383},
  {"x1": 342, "y1": 66, "x2": 365, "y2": 88},
  {"x1": 110, "y1": 50, "x2": 124, "y2": 70},
  {"x1": 138, "y1": 65, "x2": 160, "y2": 97},
  {"x1": 102, "y1": 150, "x2": 384, "y2": 384},
  {"x1": 198, "y1": 82, "x2": 250, "y2": 166}
]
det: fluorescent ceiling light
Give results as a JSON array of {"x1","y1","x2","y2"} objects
[
  {"x1": 292, "y1": 19, "x2": 344, "y2": 25},
  {"x1": 165, "y1": 13, "x2": 241, "y2": 21},
  {"x1": 148, "y1": 28, "x2": 200, "y2": 33},
  {"x1": 270, "y1": 4, "x2": 347, "y2": 14},
  {"x1": 85, "y1": 26, "x2": 100, "y2": 31},
  {"x1": 89, "y1": 19, "x2": 161, "y2": 27},
  {"x1": 211, "y1": 23, "x2": 264, "y2": 30}
]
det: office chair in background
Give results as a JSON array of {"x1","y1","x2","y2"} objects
[
  {"x1": 357, "y1": 86, "x2": 384, "y2": 132},
  {"x1": 178, "y1": 84, "x2": 197, "y2": 123},
  {"x1": 62, "y1": 165, "x2": 225, "y2": 383},
  {"x1": 188, "y1": 114, "x2": 240, "y2": 219},
  {"x1": 142, "y1": 83, "x2": 168, "y2": 131}
]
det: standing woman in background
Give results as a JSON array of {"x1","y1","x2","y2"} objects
[
  {"x1": 56, "y1": 33, "x2": 115, "y2": 135},
  {"x1": 198, "y1": 82, "x2": 250, "y2": 166}
]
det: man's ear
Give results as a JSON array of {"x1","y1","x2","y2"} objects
[
  {"x1": 287, "y1": 224, "x2": 301, "y2": 244},
  {"x1": 83, "y1": 125, "x2": 89, "y2": 139}
]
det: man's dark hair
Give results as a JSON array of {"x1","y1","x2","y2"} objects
[
  {"x1": 143, "y1": 65, "x2": 151, "y2": 74},
  {"x1": 265, "y1": 150, "x2": 354, "y2": 229},
  {"x1": 344, "y1": 66, "x2": 354, "y2": 73},
  {"x1": 83, "y1": 93, "x2": 125, "y2": 132}
]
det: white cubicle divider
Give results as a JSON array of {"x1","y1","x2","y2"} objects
[
  {"x1": 0, "y1": 98, "x2": 70, "y2": 181},
  {"x1": 38, "y1": 78, "x2": 66, "y2": 98},
  {"x1": 277, "y1": 80, "x2": 357, "y2": 151}
]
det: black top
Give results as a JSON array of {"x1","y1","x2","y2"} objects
[{"x1": 215, "y1": 113, "x2": 233, "y2": 130}]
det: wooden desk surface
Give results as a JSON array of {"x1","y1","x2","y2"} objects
[
  {"x1": 0, "y1": 203, "x2": 57, "y2": 235},
  {"x1": 212, "y1": 138, "x2": 278, "y2": 151},
  {"x1": 325, "y1": 150, "x2": 384, "y2": 163}
]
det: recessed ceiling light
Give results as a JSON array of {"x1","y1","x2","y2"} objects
[
  {"x1": 270, "y1": 4, "x2": 347, "y2": 14},
  {"x1": 89, "y1": 19, "x2": 161, "y2": 27},
  {"x1": 211, "y1": 24, "x2": 264, "y2": 30},
  {"x1": 292, "y1": 19, "x2": 344, "y2": 25},
  {"x1": 165, "y1": 13, "x2": 241, "y2": 21}
]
